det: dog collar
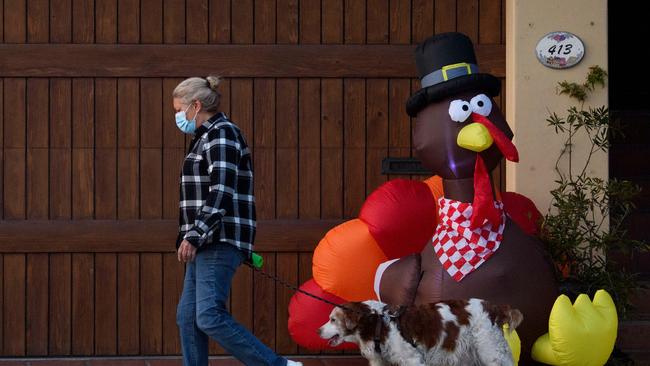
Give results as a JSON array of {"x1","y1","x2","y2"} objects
[
  {"x1": 374, "y1": 306, "x2": 419, "y2": 353},
  {"x1": 373, "y1": 314, "x2": 384, "y2": 354}
]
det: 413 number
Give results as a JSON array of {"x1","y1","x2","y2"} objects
[{"x1": 548, "y1": 44, "x2": 573, "y2": 55}]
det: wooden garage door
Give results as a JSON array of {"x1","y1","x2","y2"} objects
[{"x1": 0, "y1": 0, "x2": 506, "y2": 357}]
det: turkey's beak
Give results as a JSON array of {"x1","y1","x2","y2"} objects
[
  {"x1": 457, "y1": 122, "x2": 493, "y2": 152},
  {"x1": 470, "y1": 113, "x2": 519, "y2": 162}
]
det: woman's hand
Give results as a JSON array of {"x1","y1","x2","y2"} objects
[{"x1": 177, "y1": 240, "x2": 197, "y2": 263}]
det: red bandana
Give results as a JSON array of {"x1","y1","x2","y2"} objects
[{"x1": 432, "y1": 197, "x2": 506, "y2": 282}]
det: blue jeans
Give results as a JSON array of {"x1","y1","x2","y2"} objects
[{"x1": 176, "y1": 242, "x2": 288, "y2": 366}]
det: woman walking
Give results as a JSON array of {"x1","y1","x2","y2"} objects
[{"x1": 173, "y1": 76, "x2": 302, "y2": 366}]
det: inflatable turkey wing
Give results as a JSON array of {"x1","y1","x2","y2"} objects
[{"x1": 288, "y1": 177, "x2": 443, "y2": 350}]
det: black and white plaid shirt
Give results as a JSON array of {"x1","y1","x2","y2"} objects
[{"x1": 176, "y1": 112, "x2": 255, "y2": 255}]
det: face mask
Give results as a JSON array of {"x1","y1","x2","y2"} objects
[{"x1": 175, "y1": 103, "x2": 199, "y2": 134}]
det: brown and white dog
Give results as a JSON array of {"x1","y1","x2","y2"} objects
[{"x1": 318, "y1": 299, "x2": 522, "y2": 366}]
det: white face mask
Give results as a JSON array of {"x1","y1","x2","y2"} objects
[{"x1": 175, "y1": 103, "x2": 200, "y2": 134}]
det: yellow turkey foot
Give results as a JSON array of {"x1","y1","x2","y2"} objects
[
  {"x1": 532, "y1": 289, "x2": 618, "y2": 366},
  {"x1": 503, "y1": 324, "x2": 521, "y2": 365}
]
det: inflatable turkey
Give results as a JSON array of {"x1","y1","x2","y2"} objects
[{"x1": 288, "y1": 33, "x2": 617, "y2": 366}]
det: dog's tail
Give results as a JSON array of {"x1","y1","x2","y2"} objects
[
  {"x1": 481, "y1": 301, "x2": 523, "y2": 330},
  {"x1": 504, "y1": 308, "x2": 523, "y2": 330}
]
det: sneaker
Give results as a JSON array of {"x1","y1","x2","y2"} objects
[{"x1": 286, "y1": 360, "x2": 303, "y2": 366}]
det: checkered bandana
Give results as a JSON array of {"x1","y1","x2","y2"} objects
[{"x1": 432, "y1": 197, "x2": 506, "y2": 282}]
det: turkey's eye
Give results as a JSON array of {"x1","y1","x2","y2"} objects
[
  {"x1": 448, "y1": 100, "x2": 472, "y2": 123},
  {"x1": 470, "y1": 94, "x2": 492, "y2": 116}
]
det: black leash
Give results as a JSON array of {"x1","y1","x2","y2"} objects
[
  {"x1": 242, "y1": 260, "x2": 362, "y2": 315},
  {"x1": 243, "y1": 255, "x2": 418, "y2": 355}
]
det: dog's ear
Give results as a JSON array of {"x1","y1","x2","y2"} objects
[
  {"x1": 344, "y1": 313, "x2": 359, "y2": 331},
  {"x1": 342, "y1": 302, "x2": 367, "y2": 331}
]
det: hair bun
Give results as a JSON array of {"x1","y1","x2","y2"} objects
[{"x1": 206, "y1": 75, "x2": 221, "y2": 92}]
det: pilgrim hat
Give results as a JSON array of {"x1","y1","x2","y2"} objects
[{"x1": 406, "y1": 32, "x2": 501, "y2": 117}]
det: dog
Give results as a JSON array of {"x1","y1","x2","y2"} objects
[{"x1": 318, "y1": 299, "x2": 522, "y2": 366}]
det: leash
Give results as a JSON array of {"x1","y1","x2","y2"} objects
[
  {"x1": 242, "y1": 258, "x2": 363, "y2": 315},
  {"x1": 243, "y1": 253, "x2": 418, "y2": 355}
]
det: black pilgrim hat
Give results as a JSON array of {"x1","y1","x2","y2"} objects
[{"x1": 406, "y1": 32, "x2": 501, "y2": 117}]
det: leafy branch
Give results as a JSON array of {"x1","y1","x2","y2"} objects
[{"x1": 540, "y1": 65, "x2": 648, "y2": 319}]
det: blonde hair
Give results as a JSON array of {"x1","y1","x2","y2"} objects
[{"x1": 173, "y1": 75, "x2": 222, "y2": 113}]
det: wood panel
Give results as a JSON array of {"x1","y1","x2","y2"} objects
[
  {"x1": 412, "y1": 0, "x2": 434, "y2": 43},
  {"x1": 162, "y1": 253, "x2": 184, "y2": 354},
  {"x1": 344, "y1": 79, "x2": 366, "y2": 218},
  {"x1": 163, "y1": 0, "x2": 184, "y2": 43},
  {"x1": 3, "y1": 254, "x2": 26, "y2": 356},
  {"x1": 26, "y1": 253, "x2": 48, "y2": 355},
  {"x1": 141, "y1": 254, "x2": 163, "y2": 354},
  {"x1": 49, "y1": 253, "x2": 72, "y2": 355},
  {"x1": 0, "y1": 81, "x2": 2, "y2": 218},
  {"x1": 231, "y1": 0, "x2": 253, "y2": 44},
  {"x1": 276, "y1": 79, "x2": 299, "y2": 219},
  {"x1": 26, "y1": 78, "x2": 48, "y2": 219},
  {"x1": 209, "y1": 0, "x2": 231, "y2": 44},
  {"x1": 117, "y1": 254, "x2": 140, "y2": 355},
  {"x1": 436, "y1": 0, "x2": 457, "y2": 34},
  {"x1": 50, "y1": 0, "x2": 72, "y2": 43},
  {"x1": 367, "y1": 0, "x2": 389, "y2": 44},
  {"x1": 458, "y1": 0, "x2": 479, "y2": 43},
  {"x1": 390, "y1": 0, "x2": 411, "y2": 44},
  {"x1": 187, "y1": 0, "x2": 208, "y2": 44},
  {"x1": 71, "y1": 253, "x2": 94, "y2": 355},
  {"x1": 0, "y1": 0, "x2": 3, "y2": 42},
  {"x1": 479, "y1": 0, "x2": 502, "y2": 44},
  {"x1": 366, "y1": 79, "x2": 389, "y2": 195},
  {"x1": 253, "y1": 254, "x2": 276, "y2": 349},
  {"x1": 72, "y1": 78, "x2": 94, "y2": 148},
  {"x1": 278, "y1": 0, "x2": 298, "y2": 44},
  {"x1": 0, "y1": 220, "x2": 343, "y2": 253},
  {"x1": 345, "y1": 0, "x2": 366, "y2": 44},
  {"x1": 117, "y1": 0, "x2": 139, "y2": 44},
  {"x1": 117, "y1": 79, "x2": 139, "y2": 219},
  {"x1": 299, "y1": 79, "x2": 321, "y2": 218},
  {"x1": 27, "y1": 0, "x2": 48, "y2": 43},
  {"x1": 72, "y1": 78, "x2": 94, "y2": 219},
  {"x1": 96, "y1": 0, "x2": 116, "y2": 43},
  {"x1": 3, "y1": 78, "x2": 26, "y2": 219},
  {"x1": 94, "y1": 253, "x2": 117, "y2": 355},
  {"x1": 95, "y1": 78, "x2": 117, "y2": 219},
  {"x1": 321, "y1": 79, "x2": 344, "y2": 218},
  {"x1": 300, "y1": 0, "x2": 320, "y2": 44},
  {"x1": 0, "y1": 254, "x2": 3, "y2": 351},
  {"x1": 0, "y1": 45, "x2": 506, "y2": 78},
  {"x1": 276, "y1": 253, "x2": 299, "y2": 354},
  {"x1": 4, "y1": 0, "x2": 26, "y2": 43},
  {"x1": 73, "y1": 0, "x2": 95, "y2": 43},
  {"x1": 255, "y1": 0, "x2": 276, "y2": 44},
  {"x1": 254, "y1": 79, "x2": 276, "y2": 220},
  {"x1": 50, "y1": 78, "x2": 72, "y2": 219},
  {"x1": 388, "y1": 79, "x2": 412, "y2": 180}
]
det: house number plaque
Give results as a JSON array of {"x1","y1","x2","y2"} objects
[{"x1": 536, "y1": 31, "x2": 585, "y2": 69}]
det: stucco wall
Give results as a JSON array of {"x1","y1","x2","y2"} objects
[{"x1": 505, "y1": 0, "x2": 608, "y2": 213}]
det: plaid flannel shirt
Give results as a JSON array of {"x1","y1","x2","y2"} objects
[{"x1": 176, "y1": 112, "x2": 256, "y2": 255}]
